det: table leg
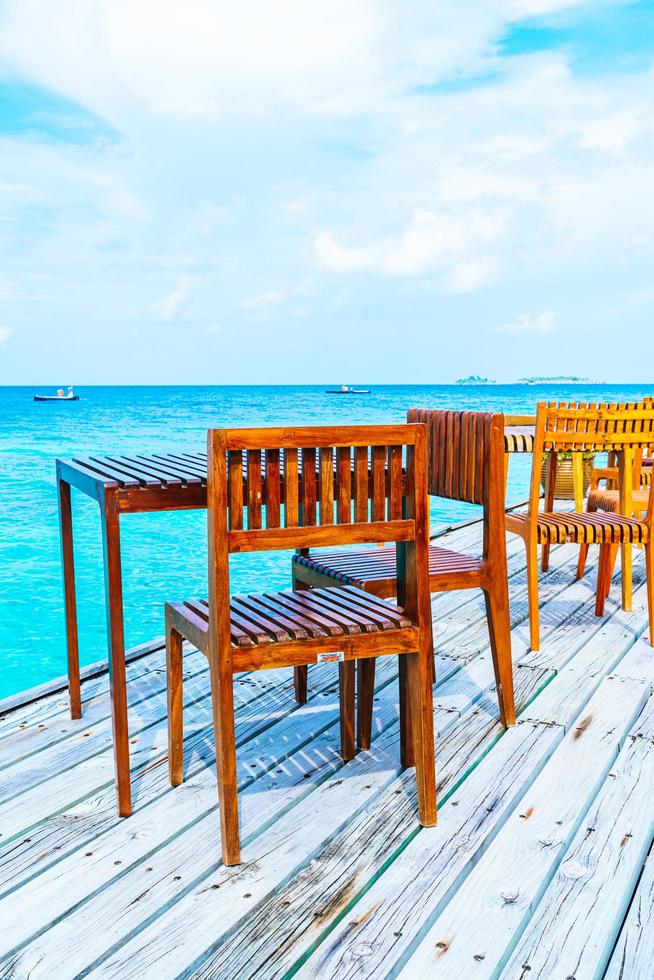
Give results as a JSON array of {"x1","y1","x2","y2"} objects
[
  {"x1": 572, "y1": 453, "x2": 584, "y2": 513},
  {"x1": 58, "y1": 476, "x2": 81, "y2": 720},
  {"x1": 101, "y1": 499, "x2": 132, "y2": 817},
  {"x1": 541, "y1": 452, "x2": 557, "y2": 572}
]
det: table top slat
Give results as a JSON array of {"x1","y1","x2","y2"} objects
[
  {"x1": 73, "y1": 457, "x2": 143, "y2": 489},
  {"x1": 88, "y1": 457, "x2": 161, "y2": 488},
  {"x1": 105, "y1": 456, "x2": 183, "y2": 488},
  {"x1": 146, "y1": 455, "x2": 205, "y2": 485}
]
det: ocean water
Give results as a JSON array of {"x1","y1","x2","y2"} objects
[{"x1": 1, "y1": 383, "x2": 651, "y2": 699}]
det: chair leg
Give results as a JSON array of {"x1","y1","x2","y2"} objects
[
  {"x1": 595, "y1": 544, "x2": 610, "y2": 616},
  {"x1": 576, "y1": 543, "x2": 590, "y2": 580},
  {"x1": 606, "y1": 544, "x2": 619, "y2": 598},
  {"x1": 483, "y1": 584, "x2": 516, "y2": 728},
  {"x1": 645, "y1": 543, "x2": 654, "y2": 646},
  {"x1": 209, "y1": 656, "x2": 241, "y2": 867},
  {"x1": 541, "y1": 453, "x2": 557, "y2": 572},
  {"x1": 578, "y1": 499, "x2": 599, "y2": 580},
  {"x1": 406, "y1": 645, "x2": 437, "y2": 827},
  {"x1": 166, "y1": 617, "x2": 184, "y2": 786},
  {"x1": 356, "y1": 658, "x2": 376, "y2": 750},
  {"x1": 292, "y1": 577, "x2": 309, "y2": 704},
  {"x1": 398, "y1": 654, "x2": 413, "y2": 768},
  {"x1": 293, "y1": 666, "x2": 308, "y2": 704},
  {"x1": 622, "y1": 541, "x2": 633, "y2": 612},
  {"x1": 339, "y1": 660, "x2": 356, "y2": 762},
  {"x1": 58, "y1": 476, "x2": 81, "y2": 720},
  {"x1": 526, "y1": 539, "x2": 541, "y2": 652}
]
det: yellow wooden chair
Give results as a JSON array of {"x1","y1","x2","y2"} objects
[{"x1": 506, "y1": 403, "x2": 654, "y2": 651}]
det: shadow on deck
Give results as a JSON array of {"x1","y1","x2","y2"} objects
[{"x1": 1, "y1": 516, "x2": 654, "y2": 978}]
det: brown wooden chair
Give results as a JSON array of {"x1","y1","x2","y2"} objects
[
  {"x1": 165, "y1": 424, "x2": 436, "y2": 866},
  {"x1": 506, "y1": 403, "x2": 654, "y2": 651},
  {"x1": 292, "y1": 410, "x2": 516, "y2": 745},
  {"x1": 576, "y1": 435, "x2": 652, "y2": 583}
]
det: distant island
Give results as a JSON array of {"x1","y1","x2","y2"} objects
[
  {"x1": 455, "y1": 375, "x2": 497, "y2": 385},
  {"x1": 516, "y1": 376, "x2": 595, "y2": 385},
  {"x1": 454, "y1": 375, "x2": 599, "y2": 386}
]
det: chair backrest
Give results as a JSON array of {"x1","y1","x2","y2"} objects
[
  {"x1": 206, "y1": 425, "x2": 431, "y2": 649},
  {"x1": 407, "y1": 408, "x2": 507, "y2": 564},
  {"x1": 408, "y1": 408, "x2": 505, "y2": 503},
  {"x1": 529, "y1": 402, "x2": 654, "y2": 520}
]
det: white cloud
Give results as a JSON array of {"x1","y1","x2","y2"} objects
[
  {"x1": 0, "y1": 1, "x2": 652, "y2": 382},
  {"x1": 497, "y1": 311, "x2": 556, "y2": 335},
  {"x1": 383, "y1": 211, "x2": 465, "y2": 277},
  {"x1": 579, "y1": 112, "x2": 640, "y2": 154},
  {"x1": 315, "y1": 209, "x2": 505, "y2": 283},
  {"x1": 241, "y1": 289, "x2": 285, "y2": 310},
  {"x1": 445, "y1": 257, "x2": 495, "y2": 293},
  {"x1": 505, "y1": 0, "x2": 591, "y2": 16},
  {"x1": 0, "y1": 326, "x2": 13, "y2": 346},
  {"x1": 153, "y1": 276, "x2": 191, "y2": 321},
  {"x1": 314, "y1": 233, "x2": 372, "y2": 272}
]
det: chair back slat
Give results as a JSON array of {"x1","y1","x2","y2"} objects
[
  {"x1": 337, "y1": 447, "x2": 352, "y2": 522},
  {"x1": 285, "y1": 449, "x2": 299, "y2": 527},
  {"x1": 389, "y1": 445, "x2": 403, "y2": 520},
  {"x1": 228, "y1": 451, "x2": 244, "y2": 530},
  {"x1": 266, "y1": 449, "x2": 281, "y2": 528},
  {"x1": 301, "y1": 448, "x2": 317, "y2": 526},
  {"x1": 319, "y1": 446, "x2": 335, "y2": 525},
  {"x1": 354, "y1": 445, "x2": 369, "y2": 522},
  {"x1": 247, "y1": 450, "x2": 262, "y2": 530},
  {"x1": 372, "y1": 446, "x2": 386, "y2": 521},
  {"x1": 210, "y1": 425, "x2": 425, "y2": 554}
]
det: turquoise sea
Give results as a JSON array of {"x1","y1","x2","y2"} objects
[{"x1": 1, "y1": 383, "x2": 651, "y2": 700}]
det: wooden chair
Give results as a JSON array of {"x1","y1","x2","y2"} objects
[
  {"x1": 165, "y1": 424, "x2": 436, "y2": 866},
  {"x1": 292, "y1": 410, "x2": 516, "y2": 745},
  {"x1": 506, "y1": 403, "x2": 654, "y2": 651},
  {"x1": 577, "y1": 441, "x2": 651, "y2": 584}
]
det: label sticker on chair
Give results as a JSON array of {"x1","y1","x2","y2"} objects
[{"x1": 316, "y1": 651, "x2": 344, "y2": 664}]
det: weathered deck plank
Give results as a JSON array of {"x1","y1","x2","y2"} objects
[
  {"x1": 605, "y1": 844, "x2": 654, "y2": 980},
  {"x1": 0, "y1": 532, "x2": 577, "y2": 888},
  {"x1": 503, "y1": 697, "x2": 654, "y2": 979},
  {"x1": 397, "y1": 675, "x2": 650, "y2": 978},
  {"x1": 0, "y1": 516, "x2": 652, "y2": 980}
]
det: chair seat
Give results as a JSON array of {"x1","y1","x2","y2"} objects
[
  {"x1": 293, "y1": 544, "x2": 480, "y2": 593},
  {"x1": 509, "y1": 511, "x2": 648, "y2": 545},
  {"x1": 588, "y1": 487, "x2": 650, "y2": 513},
  {"x1": 171, "y1": 585, "x2": 412, "y2": 650}
]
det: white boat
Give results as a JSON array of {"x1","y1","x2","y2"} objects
[
  {"x1": 34, "y1": 386, "x2": 79, "y2": 402},
  {"x1": 325, "y1": 384, "x2": 371, "y2": 395}
]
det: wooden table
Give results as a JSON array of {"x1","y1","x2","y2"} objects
[
  {"x1": 57, "y1": 452, "x2": 209, "y2": 816},
  {"x1": 55, "y1": 430, "x2": 539, "y2": 817}
]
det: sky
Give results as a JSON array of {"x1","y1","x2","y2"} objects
[{"x1": 0, "y1": 0, "x2": 653, "y2": 384}]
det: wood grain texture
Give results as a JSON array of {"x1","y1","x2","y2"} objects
[{"x1": 7, "y1": 510, "x2": 654, "y2": 978}]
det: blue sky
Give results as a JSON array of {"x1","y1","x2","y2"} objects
[{"x1": 0, "y1": 0, "x2": 652, "y2": 384}]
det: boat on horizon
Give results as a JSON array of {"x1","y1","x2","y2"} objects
[
  {"x1": 325, "y1": 384, "x2": 371, "y2": 395},
  {"x1": 34, "y1": 385, "x2": 79, "y2": 402}
]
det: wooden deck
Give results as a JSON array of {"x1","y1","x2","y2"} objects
[{"x1": 2, "y1": 515, "x2": 654, "y2": 978}]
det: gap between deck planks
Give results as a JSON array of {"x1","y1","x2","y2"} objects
[
  {"x1": 0, "y1": 557, "x2": 557, "y2": 970},
  {"x1": 0, "y1": 511, "x2": 534, "y2": 744},
  {"x1": 0, "y1": 519, "x2": 575, "y2": 856},
  {"x1": 54, "y1": 553, "x2": 652, "y2": 977},
  {"x1": 0, "y1": 511, "x2": 645, "y2": 979},
  {"x1": 185, "y1": 581, "x2": 653, "y2": 980},
  {"x1": 0, "y1": 518, "x2": 497, "y2": 757}
]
